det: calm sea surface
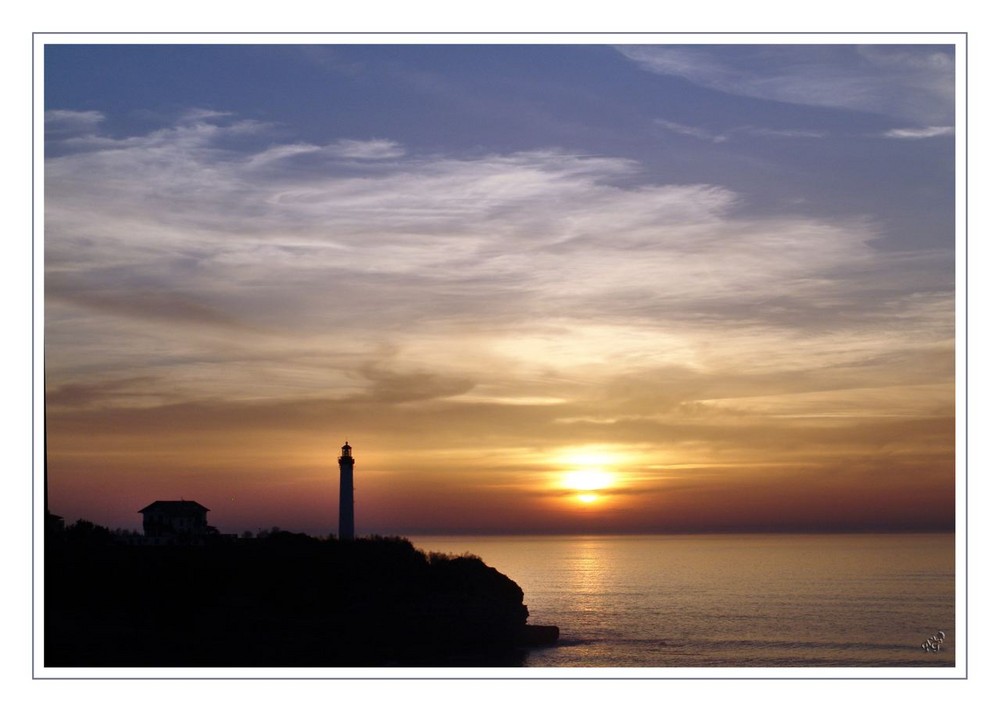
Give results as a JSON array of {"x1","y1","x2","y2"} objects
[{"x1": 409, "y1": 533, "x2": 955, "y2": 668}]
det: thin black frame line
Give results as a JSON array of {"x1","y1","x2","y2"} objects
[{"x1": 31, "y1": 31, "x2": 968, "y2": 37}]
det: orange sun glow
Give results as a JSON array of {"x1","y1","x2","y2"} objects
[{"x1": 555, "y1": 448, "x2": 623, "y2": 506}]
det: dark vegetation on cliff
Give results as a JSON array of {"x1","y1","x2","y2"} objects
[{"x1": 45, "y1": 521, "x2": 556, "y2": 667}]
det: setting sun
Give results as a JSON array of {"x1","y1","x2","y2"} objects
[
  {"x1": 553, "y1": 448, "x2": 624, "y2": 506},
  {"x1": 563, "y1": 469, "x2": 614, "y2": 491}
]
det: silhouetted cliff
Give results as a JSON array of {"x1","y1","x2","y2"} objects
[{"x1": 45, "y1": 523, "x2": 556, "y2": 666}]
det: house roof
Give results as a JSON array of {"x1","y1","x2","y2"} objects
[{"x1": 138, "y1": 500, "x2": 210, "y2": 514}]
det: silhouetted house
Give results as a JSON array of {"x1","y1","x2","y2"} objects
[{"x1": 139, "y1": 500, "x2": 212, "y2": 544}]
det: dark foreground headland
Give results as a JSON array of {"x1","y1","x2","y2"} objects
[{"x1": 45, "y1": 524, "x2": 559, "y2": 667}]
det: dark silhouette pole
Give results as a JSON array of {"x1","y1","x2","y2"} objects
[{"x1": 338, "y1": 441, "x2": 355, "y2": 540}]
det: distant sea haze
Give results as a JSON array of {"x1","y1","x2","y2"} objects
[{"x1": 410, "y1": 533, "x2": 955, "y2": 668}]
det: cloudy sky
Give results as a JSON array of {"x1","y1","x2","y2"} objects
[{"x1": 43, "y1": 42, "x2": 956, "y2": 535}]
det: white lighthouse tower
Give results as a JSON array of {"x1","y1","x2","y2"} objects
[{"x1": 338, "y1": 441, "x2": 355, "y2": 540}]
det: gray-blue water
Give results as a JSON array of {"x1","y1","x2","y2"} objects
[{"x1": 410, "y1": 533, "x2": 955, "y2": 667}]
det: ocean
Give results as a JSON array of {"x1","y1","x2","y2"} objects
[{"x1": 409, "y1": 533, "x2": 956, "y2": 669}]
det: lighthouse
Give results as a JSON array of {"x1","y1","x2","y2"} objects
[{"x1": 338, "y1": 441, "x2": 355, "y2": 540}]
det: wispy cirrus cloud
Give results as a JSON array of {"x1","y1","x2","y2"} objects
[
  {"x1": 740, "y1": 127, "x2": 828, "y2": 139},
  {"x1": 45, "y1": 111, "x2": 952, "y2": 422},
  {"x1": 245, "y1": 142, "x2": 323, "y2": 167},
  {"x1": 45, "y1": 109, "x2": 105, "y2": 135},
  {"x1": 882, "y1": 126, "x2": 955, "y2": 139},
  {"x1": 656, "y1": 119, "x2": 828, "y2": 143},
  {"x1": 655, "y1": 119, "x2": 728, "y2": 143},
  {"x1": 180, "y1": 108, "x2": 234, "y2": 122},
  {"x1": 328, "y1": 138, "x2": 406, "y2": 160},
  {"x1": 658, "y1": 114, "x2": 949, "y2": 144},
  {"x1": 617, "y1": 45, "x2": 955, "y2": 125}
]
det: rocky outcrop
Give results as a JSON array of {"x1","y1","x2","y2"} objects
[
  {"x1": 45, "y1": 526, "x2": 557, "y2": 666},
  {"x1": 521, "y1": 624, "x2": 560, "y2": 646}
]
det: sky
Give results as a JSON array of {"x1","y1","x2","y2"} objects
[{"x1": 42, "y1": 41, "x2": 957, "y2": 535}]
